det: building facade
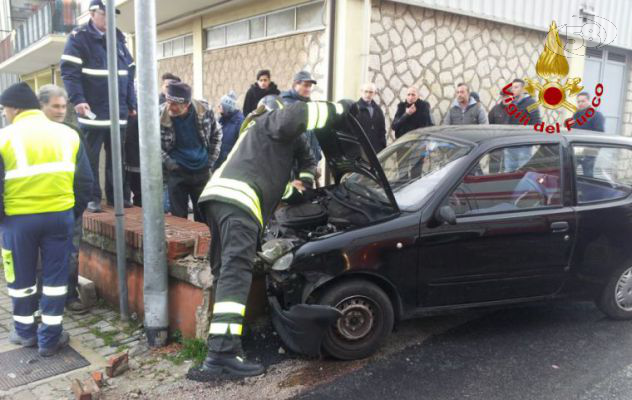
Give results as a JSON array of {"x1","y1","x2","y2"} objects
[{"x1": 0, "y1": 0, "x2": 631, "y2": 135}]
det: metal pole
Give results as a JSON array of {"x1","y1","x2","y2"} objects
[
  {"x1": 105, "y1": 0, "x2": 129, "y2": 321},
  {"x1": 135, "y1": 0, "x2": 169, "y2": 347}
]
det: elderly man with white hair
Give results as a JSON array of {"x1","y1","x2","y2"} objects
[
  {"x1": 349, "y1": 82, "x2": 387, "y2": 153},
  {"x1": 37, "y1": 84, "x2": 92, "y2": 315}
]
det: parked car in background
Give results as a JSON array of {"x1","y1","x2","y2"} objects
[{"x1": 262, "y1": 121, "x2": 632, "y2": 360}]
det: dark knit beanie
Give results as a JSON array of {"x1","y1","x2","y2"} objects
[
  {"x1": 0, "y1": 82, "x2": 40, "y2": 110},
  {"x1": 165, "y1": 82, "x2": 192, "y2": 104}
]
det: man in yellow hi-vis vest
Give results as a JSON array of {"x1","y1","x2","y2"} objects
[
  {"x1": 0, "y1": 82, "x2": 93, "y2": 356},
  {"x1": 186, "y1": 98, "x2": 348, "y2": 381}
]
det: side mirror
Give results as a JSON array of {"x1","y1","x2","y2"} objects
[{"x1": 436, "y1": 205, "x2": 457, "y2": 225}]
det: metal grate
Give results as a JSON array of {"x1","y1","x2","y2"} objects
[
  {"x1": 585, "y1": 48, "x2": 603, "y2": 59},
  {"x1": 608, "y1": 52, "x2": 626, "y2": 63},
  {"x1": 0, "y1": 346, "x2": 89, "y2": 390}
]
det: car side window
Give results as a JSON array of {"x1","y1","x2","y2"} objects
[
  {"x1": 446, "y1": 144, "x2": 562, "y2": 215},
  {"x1": 573, "y1": 145, "x2": 632, "y2": 204}
]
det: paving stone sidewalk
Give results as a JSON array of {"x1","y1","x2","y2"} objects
[{"x1": 0, "y1": 272, "x2": 151, "y2": 400}]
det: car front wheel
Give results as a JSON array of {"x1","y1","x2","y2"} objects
[
  {"x1": 318, "y1": 280, "x2": 394, "y2": 360},
  {"x1": 596, "y1": 265, "x2": 632, "y2": 320}
]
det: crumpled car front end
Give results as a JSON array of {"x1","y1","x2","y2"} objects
[{"x1": 261, "y1": 239, "x2": 341, "y2": 357}]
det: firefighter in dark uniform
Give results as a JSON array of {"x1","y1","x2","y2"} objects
[{"x1": 187, "y1": 98, "x2": 347, "y2": 380}]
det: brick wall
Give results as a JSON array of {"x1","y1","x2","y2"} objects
[{"x1": 78, "y1": 206, "x2": 267, "y2": 339}]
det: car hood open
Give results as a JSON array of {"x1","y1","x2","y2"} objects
[{"x1": 314, "y1": 114, "x2": 399, "y2": 212}]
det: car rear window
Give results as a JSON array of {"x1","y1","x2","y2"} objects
[{"x1": 573, "y1": 144, "x2": 632, "y2": 204}]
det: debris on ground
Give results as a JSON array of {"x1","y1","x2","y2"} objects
[{"x1": 106, "y1": 351, "x2": 130, "y2": 378}]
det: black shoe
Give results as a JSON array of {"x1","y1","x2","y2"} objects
[
  {"x1": 38, "y1": 331, "x2": 69, "y2": 357},
  {"x1": 186, "y1": 353, "x2": 264, "y2": 381},
  {"x1": 66, "y1": 300, "x2": 89, "y2": 315},
  {"x1": 86, "y1": 201, "x2": 102, "y2": 213},
  {"x1": 9, "y1": 330, "x2": 37, "y2": 347}
]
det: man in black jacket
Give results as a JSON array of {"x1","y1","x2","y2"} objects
[
  {"x1": 489, "y1": 89, "x2": 511, "y2": 124},
  {"x1": 508, "y1": 79, "x2": 541, "y2": 126},
  {"x1": 350, "y1": 83, "x2": 386, "y2": 153},
  {"x1": 242, "y1": 69, "x2": 280, "y2": 117},
  {"x1": 187, "y1": 99, "x2": 347, "y2": 381},
  {"x1": 391, "y1": 87, "x2": 433, "y2": 139}
]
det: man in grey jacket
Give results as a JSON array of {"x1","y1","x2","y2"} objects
[{"x1": 443, "y1": 83, "x2": 488, "y2": 125}]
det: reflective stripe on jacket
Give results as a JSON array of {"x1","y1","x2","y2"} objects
[
  {"x1": 60, "y1": 20, "x2": 136, "y2": 127},
  {"x1": 198, "y1": 101, "x2": 341, "y2": 227},
  {"x1": 0, "y1": 110, "x2": 80, "y2": 215}
]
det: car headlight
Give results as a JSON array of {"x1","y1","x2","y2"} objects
[
  {"x1": 271, "y1": 252, "x2": 294, "y2": 272},
  {"x1": 259, "y1": 239, "x2": 294, "y2": 264}
]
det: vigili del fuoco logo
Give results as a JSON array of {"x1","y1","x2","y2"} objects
[{"x1": 501, "y1": 21, "x2": 604, "y2": 133}]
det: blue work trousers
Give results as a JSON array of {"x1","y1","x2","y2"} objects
[{"x1": 2, "y1": 210, "x2": 73, "y2": 349}]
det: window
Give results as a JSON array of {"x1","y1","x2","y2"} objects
[
  {"x1": 446, "y1": 144, "x2": 562, "y2": 215},
  {"x1": 296, "y1": 2, "x2": 324, "y2": 30},
  {"x1": 157, "y1": 34, "x2": 194, "y2": 60},
  {"x1": 249, "y1": 16, "x2": 265, "y2": 39},
  {"x1": 163, "y1": 41, "x2": 172, "y2": 58},
  {"x1": 206, "y1": 27, "x2": 226, "y2": 48},
  {"x1": 226, "y1": 20, "x2": 249, "y2": 44},
  {"x1": 573, "y1": 145, "x2": 632, "y2": 203},
  {"x1": 172, "y1": 37, "x2": 183, "y2": 55},
  {"x1": 266, "y1": 9, "x2": 295, "y2": 36},
  {"x1": 204, "y1": 1, "x2": 325, "y2": 50},
  {"x1": 184, "y1": 36, "x2": 193, "y2": 53}
]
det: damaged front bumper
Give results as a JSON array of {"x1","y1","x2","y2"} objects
[{"x1": 268, "y1": 294, "x2": 341, "y2": 357}]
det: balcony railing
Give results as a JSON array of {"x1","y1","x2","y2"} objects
[{"x1": 0, "y1": 0, "x2": 78, "y2": 65}]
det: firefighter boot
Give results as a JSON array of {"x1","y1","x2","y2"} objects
[{"x1": 187, "y1": 352, "x2": 264, "y2": 381}]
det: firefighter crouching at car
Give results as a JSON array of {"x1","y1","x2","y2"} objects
[
  {"x1": 186, "y1": 98, "x2": 347, "y2": 380},
  {"x1": 0, "y1": 82, "x2": 93, "y2": 356}
]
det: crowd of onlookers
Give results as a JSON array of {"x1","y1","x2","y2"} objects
[{"x1": 125, "y1": 70, "x2": 608, "y2": 217}]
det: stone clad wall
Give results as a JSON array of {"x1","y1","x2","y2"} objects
[
  {"x1": 157, "y1": 54, "x2": 194, "y2": 87},
  {"x1": 202, "y1": 31, "x2": 327, "y2": 108},
  {"x1": 368, "y1": 0, "x2": 564, "y2": 134}
]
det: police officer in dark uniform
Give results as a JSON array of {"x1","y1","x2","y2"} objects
[
  {"x1": 187, "y1": 98, "x2": 347, "y2": 380},
  {"x1": 60, "y1": 0, "x2": 136, "y2": 213}
]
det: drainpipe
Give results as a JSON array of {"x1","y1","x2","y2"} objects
[
  {"x1": 134, "y1": 0, "x2": 169, "y2": 347},
  {"x1": 326, "y1": 0, "x2": 336, "y2": 102},
  {"x1": 105, "y1": 0, "x2": 129, "y2": 322},
  {"x1": 325, "y1": 0, "x2": 336, "y2": 186}
]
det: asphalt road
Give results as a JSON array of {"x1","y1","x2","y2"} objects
[{"x1": 296, "y1": 301, "x2": 632, "y2": 400}]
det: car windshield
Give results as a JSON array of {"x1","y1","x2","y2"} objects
[{"x1": 342, "y1": 134, "x2": 472, "y2": 210}]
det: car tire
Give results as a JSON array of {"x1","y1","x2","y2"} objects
[
  {"x1": 596, "y1": 265, "x2": 632, "y2": 320},
  {"x1": 318, "y1": 279, "x2": 394, "y2": 360}
]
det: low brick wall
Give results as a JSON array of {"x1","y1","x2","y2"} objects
[{"x1": 78, "y1": 206, "x2": 267, "y2": 339}]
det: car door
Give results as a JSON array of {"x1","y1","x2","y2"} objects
[{"x1": 419, "y1": 142, "x2": 577, "y2": 307}]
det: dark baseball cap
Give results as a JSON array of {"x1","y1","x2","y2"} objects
[
  {"x1": 89, "y1": 0, "x2": 120, "y2": 14},
  {"x1": 293, "y1": 70, "x2": 317, "y2": 84}
]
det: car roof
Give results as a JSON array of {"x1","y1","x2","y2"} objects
[{"x1": 409, "y1": 125, "x2": 632, "y2": 146}]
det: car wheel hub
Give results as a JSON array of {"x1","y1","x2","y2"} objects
[
  {"x1": 334, "y1": 296, "x2": 375, "y2": 341},
  {"x1": 615, "y1": 267, "x2": 632, "y2": 311}
]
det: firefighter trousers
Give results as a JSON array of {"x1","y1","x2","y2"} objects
[
  {"x1": 2, "y1": 210, "x2": 73, "y2": 349},
  {"x1": 205, "y1": 201, "x2": 260, "y2": 354}
]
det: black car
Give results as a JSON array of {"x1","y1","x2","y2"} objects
[{"x1": 261, "y1": 121, "x2": 632, "y2": 361}]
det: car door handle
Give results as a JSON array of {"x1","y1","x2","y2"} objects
[{"x1": 551, "y1": 221, "x2": 569, "y2": 233}]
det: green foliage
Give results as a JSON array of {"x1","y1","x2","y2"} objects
[{"x1": 165, "y1": 337, "x2": 208, "y2": 366}]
